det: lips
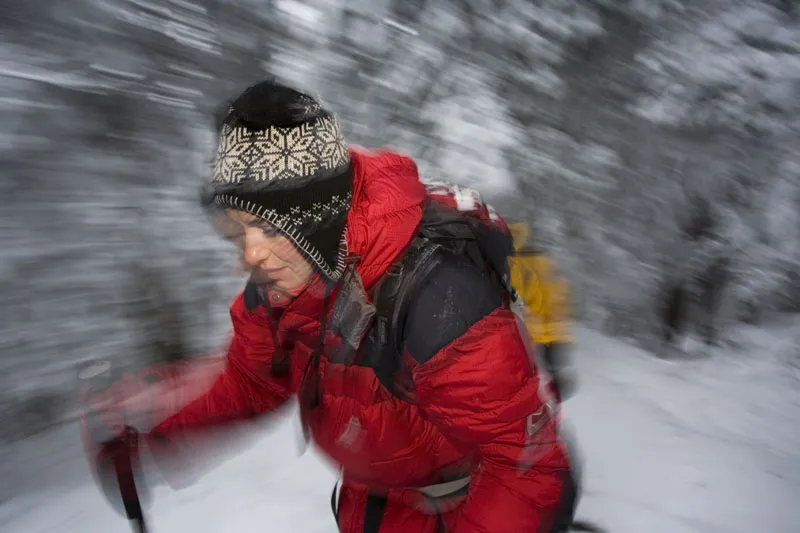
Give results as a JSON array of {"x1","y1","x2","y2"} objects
[{"x1": 250, "y1": 267, "x2": 285, "y2": 285}]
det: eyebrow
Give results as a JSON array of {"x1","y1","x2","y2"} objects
[
  {"x1": 244, "y1": 218, "x2": 279, "y2": 232},
  {"x1": 245, "y1": 218, "x2": 268, "y2": 228}
]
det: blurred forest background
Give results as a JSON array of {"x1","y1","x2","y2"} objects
[{"x1": 1, "y1": 0, "x2": 799, "y2": 441}]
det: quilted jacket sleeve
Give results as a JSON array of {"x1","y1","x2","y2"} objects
[
  {"x1": 405, "y1": 255, "x2": 571, "y2": 533},
  {"x1": 152, "y1": 292, "x2": 291, "y2": 441}
]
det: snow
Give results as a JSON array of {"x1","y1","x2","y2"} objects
[{"x1": 1, "y1": 323, "x2": 798, "y2": 533}]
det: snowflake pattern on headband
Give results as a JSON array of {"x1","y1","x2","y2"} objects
[{"x1": 213, "y1": 115, "x2": 349, "y2": 184}]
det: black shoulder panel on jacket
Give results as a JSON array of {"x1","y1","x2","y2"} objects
[{"x1": 402, "y1": 251, "x2": 504, "y2": 364}]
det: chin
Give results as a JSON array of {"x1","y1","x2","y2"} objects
[{"x1": 248, "y1": 274, "x2": 273, "y2": 286}]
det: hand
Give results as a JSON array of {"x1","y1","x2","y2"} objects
[
  {"x1": 78, "y1": 357, "x2": 224, "y2": 493},
  {"x1": 78, "y1": 357, "x2": 225, "y2": 437},
  {"x1": 78, "y1": 363, "x2": 145, "y2": 444},
  {"x1": 78, "y1": 364, "x2": 150, "y2": 516},
  {"x1": 132, "y1": 357, "x2": 224, "y2": 431}
]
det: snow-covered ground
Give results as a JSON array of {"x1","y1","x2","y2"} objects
[{"x1": 1, "y1": 322, "x2": 799, "y2": 533}]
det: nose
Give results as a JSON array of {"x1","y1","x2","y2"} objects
[{"x1": 242, "y1": 237, "x2": 270, "y2": 268}]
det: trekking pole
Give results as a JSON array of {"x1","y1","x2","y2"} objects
[
  {"x1": 110, "y1": 425, "x2": 148, "y2": 533},
  {"x1": 79, "y1": 361, "x2": 149, "y2": 533}
]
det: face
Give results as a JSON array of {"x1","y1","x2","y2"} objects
[{"x1": 215, "y1": 209, "x2": 314, "y2": 290}]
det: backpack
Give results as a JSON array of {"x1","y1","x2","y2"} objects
[{"x1": 356, "y1": 181, "x2": 516, "y2": 399}]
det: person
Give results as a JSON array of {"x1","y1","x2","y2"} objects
[
  {"x1": 507, "y1": 223, "x2": 577, "y2": 403},
  {"x1": 81, "y1": 80, "x2": 578, "y2": 533},
  {"x1": 507, "y1": 222, "x2": 583, "y2": 532}
]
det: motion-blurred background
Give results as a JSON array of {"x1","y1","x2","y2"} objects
[{"x1": 1, "y1": 1, "x2": 799, "y2": 530}]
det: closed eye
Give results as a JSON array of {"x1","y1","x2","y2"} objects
[
  {"x1": 246, "y1": 219, "x2": 280, "y2": 238},
  {"x1": 223, "y1": 232, "x2": 244, "y2": 243}
]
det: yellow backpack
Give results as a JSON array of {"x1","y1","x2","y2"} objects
[{"x1": 507, "y1": 224, "x2": 573, "y2": 345}]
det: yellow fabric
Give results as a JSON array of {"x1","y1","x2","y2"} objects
[
  {"x1": 508, "y1": 226, "x2": 572, "y2": 345},
  {"x1": 508, "y1": 223, "x2": 530, "y2": 251}
]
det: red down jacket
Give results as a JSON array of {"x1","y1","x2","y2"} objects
[{"x1": 152, "y1": 148, "x2": 572, "y2": 533}]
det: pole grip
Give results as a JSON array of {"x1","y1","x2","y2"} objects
[{"x1": 78, "y1": 361, "x2": 149, "y2": 532}]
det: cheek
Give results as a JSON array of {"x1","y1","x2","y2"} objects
[
  {"x1": 284, "y1": 245, "x2": 312, "y2": 270},
  {"x1": 270, "y1": 238, "x2": 310, "y2": 269}
]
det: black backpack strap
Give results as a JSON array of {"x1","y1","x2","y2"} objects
[
  {"x1": 360, "y1": 199, "x2": 514, "y2": 398},
  {"x1": 361, "y1": 236, "x2": 445, "y2": 397}
]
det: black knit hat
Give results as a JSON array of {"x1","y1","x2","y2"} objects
[{"x1": 202, "y1": 80, "x2": 352, "y2": 280}]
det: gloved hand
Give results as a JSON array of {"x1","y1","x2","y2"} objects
[
  {"x1": 78, "y1": 364, "x2": 152, "y2": 517},
  {"x1": 78, "y1": 361, "x2": 199, "y2": 499}
]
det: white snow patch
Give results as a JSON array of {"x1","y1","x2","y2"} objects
[{"x1": 0, "y1": 324, "x2": 798, "y2": 532}]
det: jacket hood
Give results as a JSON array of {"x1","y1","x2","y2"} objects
[{"x1": 344, "y1": 147, "x2": 427, "y2": 290}]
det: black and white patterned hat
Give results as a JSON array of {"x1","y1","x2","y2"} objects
[{"x1": 203, "y1": 81, "x2": 353, "y2": 280}]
